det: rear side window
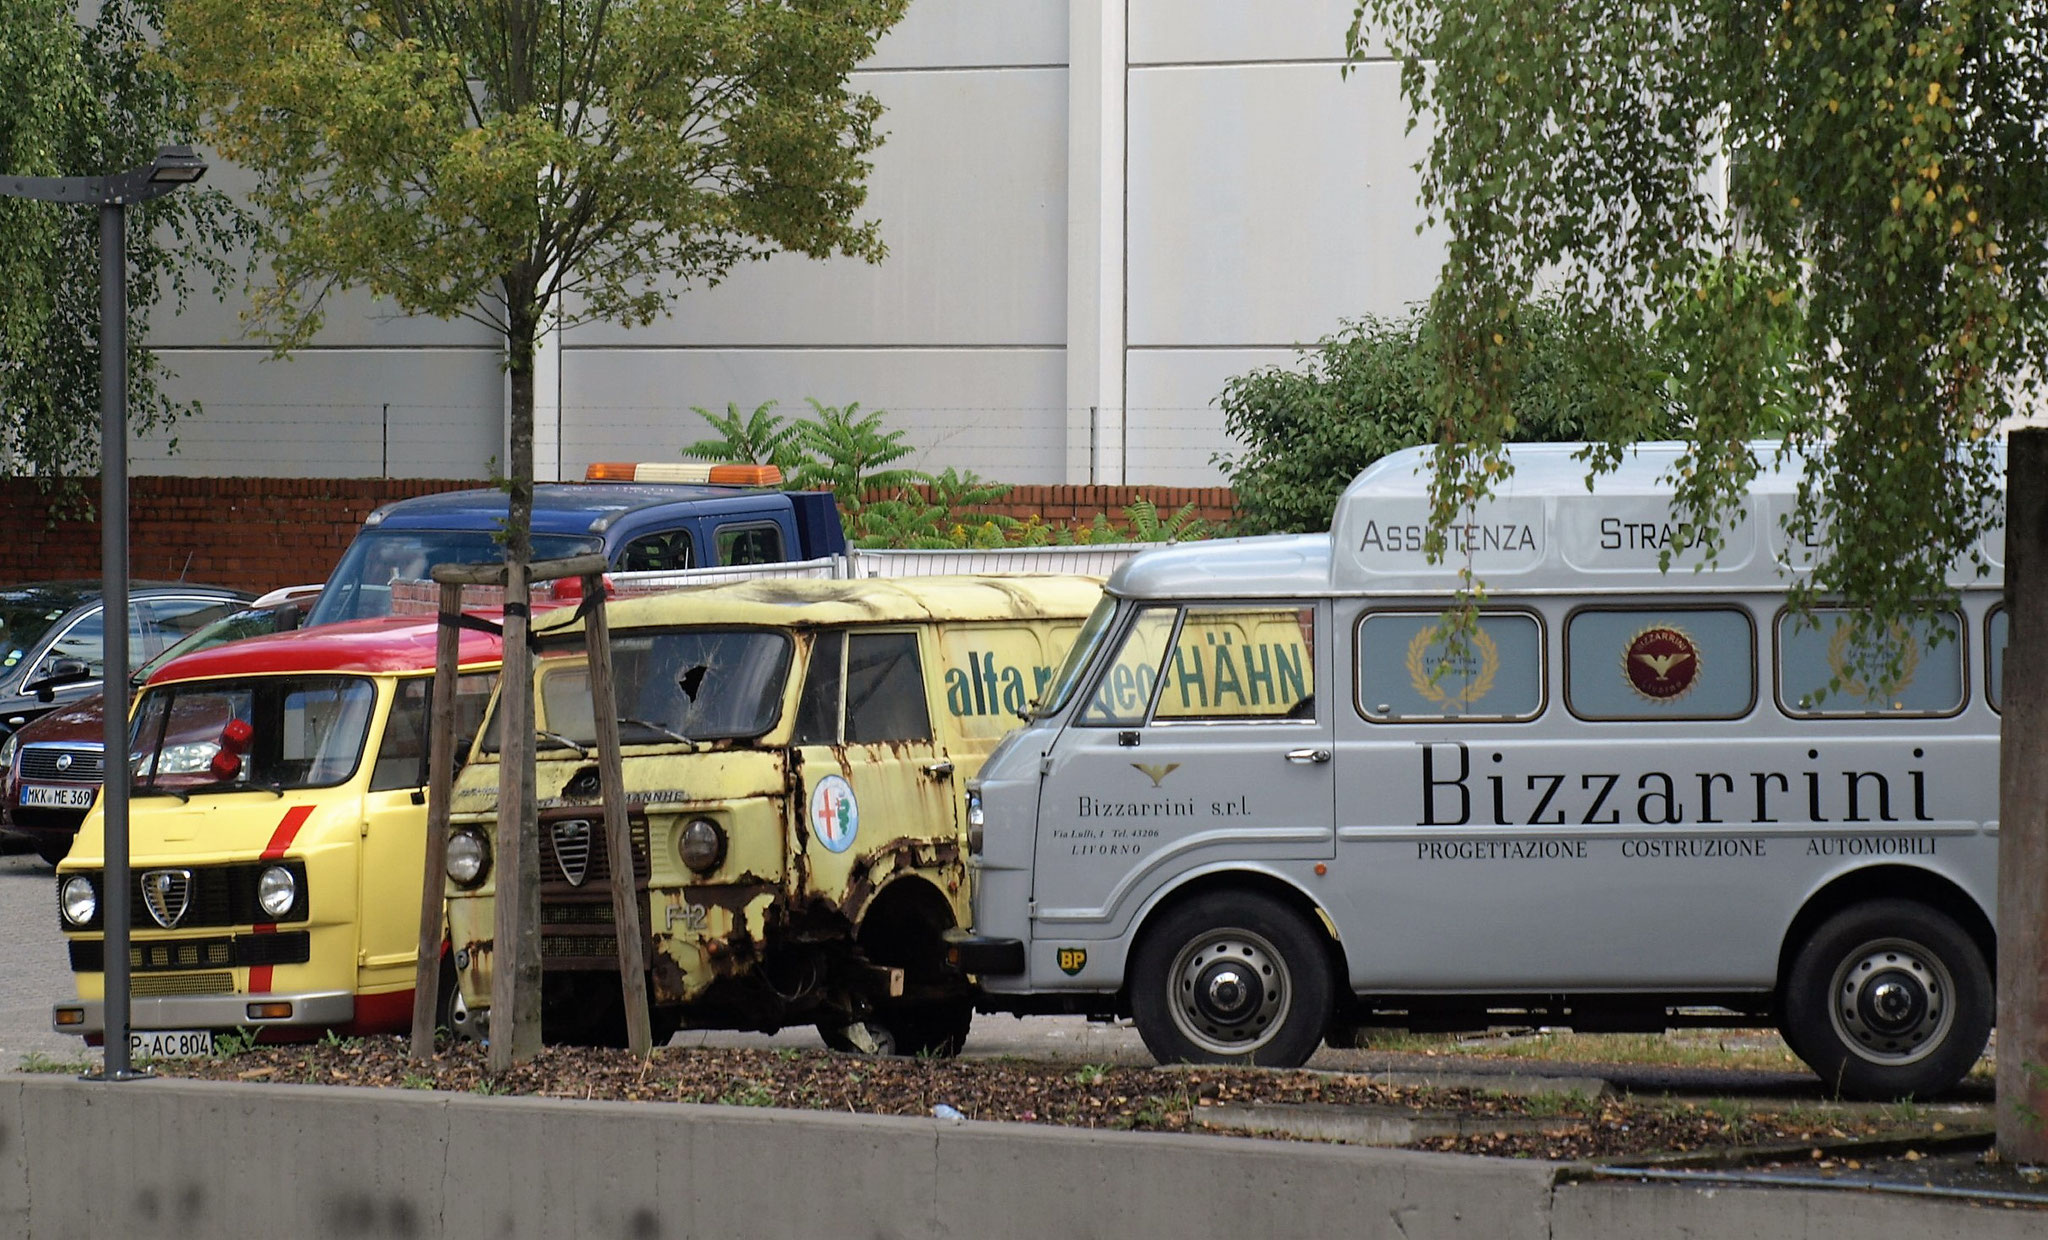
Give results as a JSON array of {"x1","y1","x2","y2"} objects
[
  {"x1": 1988, "y1": 607, "x2": 2008, "y2": 713},
  {"x1": 845, "y1": 632, "x2": 931, "y2": 744},
  {"x1": 1777, "y1": 608, "x2": 1965, "y2": 717},
  {"x1": 1357, "y1": 611, "x2": 1543, "y2": 721},
  {"x1": 716, "y1": 523, "x2": 785, "y2": 566},
  {"x1": 794, "y1": 631, "x2": 844, "y2": 744},
  {"x1": 1565, "y1": 606, "x2": 1755, "y2": 720}
]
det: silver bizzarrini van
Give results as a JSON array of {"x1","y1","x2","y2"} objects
[{"x1": 956, "y1": 442, "x2": 2001, "y2": 1101}]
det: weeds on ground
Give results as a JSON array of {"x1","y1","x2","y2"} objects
[{"x1": 16, "y1": 1049, "x2": 96, "y2": 1074}]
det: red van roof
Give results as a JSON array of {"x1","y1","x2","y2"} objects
[{"x1": 147, "y1": 613, "x2": 506, "y2": 682}]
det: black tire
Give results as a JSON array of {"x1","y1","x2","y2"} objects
[
  {"x1": 1780, "y1": 899, "x2": 1992, "y2": 1101},
  {"x1": 33, "y1": 837, "x2": 70, "y2": 867},
  {"x1": 1130, "y1": 890, "x2": 1333, "y2": 1068}
]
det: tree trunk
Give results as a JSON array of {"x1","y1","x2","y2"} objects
[
  {"x1": 1998, "y1": 428, "x2": 2048, "y2": 1163},
  {"x1": 489, "y1": 297, "x2": 543, "y2": 1071}
]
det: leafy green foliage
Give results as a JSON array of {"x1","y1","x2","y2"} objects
[
  {"x1": 1215, "y1": 302, "x2": 1677, "y2": 534},
  {"x1": 1348, "y1": 0, "x2": 2048, "y2": 636},
  {"x1": 685, "y1": 400, "x2": 1215, "y2": 547},
  {"x1": 0, "y1": 0, "x2": 250, "y2": 482},
  {"x1": 684, "y1": 400, "x2": 806, "y2": 476},
  {"x1": 168, "y1": 0, "x2": 906, "y2": 360}
]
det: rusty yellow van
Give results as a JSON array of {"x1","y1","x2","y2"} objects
[
  {"x1": 443, "y1": 575, "x2": 1100, "y2": 1053},
  {"x1": 52, "y1": 617, "x2": 500, "y2": 1052}
]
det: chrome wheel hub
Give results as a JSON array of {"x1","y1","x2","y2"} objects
[
  {"x1": 1830, "y1": 937, "x2": 1954, "y2": 1066},
  {"x1": 1167, "y1": 928, "x2": 1290, "y2": 1056}
]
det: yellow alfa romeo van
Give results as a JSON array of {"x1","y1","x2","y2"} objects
[
  {"x1": 53, "y1": 617, "x2": 500, "y2": 1053},
  {"x1": 443, "y1": 575, "x2": 1100, "y2": 1053}
]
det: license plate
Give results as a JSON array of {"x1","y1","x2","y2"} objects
[
  {"x1": 20, "y1": 785, "x2": 94, "y2": 809},
  {"x1": 131, "y1": 1029, "x2": 213, "y2": 1060}
]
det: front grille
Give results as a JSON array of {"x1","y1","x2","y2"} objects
[
  {"x1": 58, "y1": 861, "x2": 309, "y2": 932},
  {"x1": 541, "y1": 902, "x2": 616, "y2": 926},
  {"x1": 131, "y1": 972, "x2": 235, "y2": 997},
  {"x1": 541, "y1": 934, "x2": 618, "y2": 960},
  {"x1": 69, "y1": 931, "x2": 311, "y2": 974},
  {"x1": 537, "y1": 809, "x2": 649, "y2": 893},
  {"x1": 19, "y1": 747, "x2": 104, "y2": 783}
]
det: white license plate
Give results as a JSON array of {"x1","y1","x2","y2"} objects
[
  {"x1": 20, "y1": 785, "x2": 94, "y2": 809},
  {"x1": 131, "y1": 1029, "x2": 213, "y2": 1059}
]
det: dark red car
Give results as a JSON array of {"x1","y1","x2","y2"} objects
[{"x1": 0, "y1": 590, "x2": 314, "y2": 864}]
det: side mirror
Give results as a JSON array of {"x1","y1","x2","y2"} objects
[{"x1": 26, "y1": 657, "x2": 94, "y2": 702}]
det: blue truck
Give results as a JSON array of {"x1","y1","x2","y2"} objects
[{"x1": 307, "y1": 464, "x2": 848, "y2": 627}]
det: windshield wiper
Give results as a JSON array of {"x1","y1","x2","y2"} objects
[
  {"x1": 535, "y1": 729, "x2": 590, "y2": 758},
  {"x1": 618, "y1": 717, "x2": 692, "y2": 745},
  {"x1": 133, "y1": 783, "x2": 189, "y2": 803}
]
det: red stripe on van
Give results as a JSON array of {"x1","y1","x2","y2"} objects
[{"x1": 261, "y1": 805, "x2": 315, "y2": 860}]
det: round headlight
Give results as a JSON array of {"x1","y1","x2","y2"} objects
[
  {"x1": 60, "y1": 875, "x2": 98, "y2": 927},
  {"x1": 966, "y1": 789, "x2": 985, "y2": 856},
  {"x1": 679, "y1": 817, "x2": 725, "y2": 873},
  {"x1": 257, "y1": 865, "x2": 297, "y2": 919},
  {"x1": 446, "y1": 830, "x2": 490, "y2": 887}
]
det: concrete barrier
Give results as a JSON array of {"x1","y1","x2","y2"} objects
[{"x1": 0, "y1": 1074, "x2": 2030, "y2": 1239}]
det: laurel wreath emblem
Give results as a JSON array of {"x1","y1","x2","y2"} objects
[
  {"x1": 1826, "y1": 620, "x2": 1920, "y2": 704},
  {"x1": 1407, "y1": 623, "x2": 1499, "y2": 708}
]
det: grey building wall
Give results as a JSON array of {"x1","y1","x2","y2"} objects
[{"x1": 133, "y1": 0, "x2": 1438, "y2": 487}]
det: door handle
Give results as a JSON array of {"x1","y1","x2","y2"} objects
[
  {"x1": 1284, "y1": 748, "x2": 1331, "y2": 765},
  {"x1": 922, "y1": 760, "x2": 955, "y2": 779}
]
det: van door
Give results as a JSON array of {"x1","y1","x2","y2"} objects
[
  {"x1": 357, "y1": 672, "x2": 496, "y2": 1010},
  {"x1": 791, "y1": 629, "x2": 954, "y2": 903},
  {"x1": 1033, "y1": 603, "x2": 1335, "y2": 934}
]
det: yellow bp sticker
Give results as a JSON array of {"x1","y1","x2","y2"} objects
[
  {"x1": 809, "y1": 774, "x2": 859, "y2": 854},
  {"x1": 1057, "y1": 947, "x2": 1087, "y2": 976}
]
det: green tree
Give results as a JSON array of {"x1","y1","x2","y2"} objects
[
  {"x1": 1214, "y1": 300, "x2": 1681, "y2": 535},
  {"x1": 168, "y1": 0, "x2": 906, "y2": 1066},
  {"x1": 0, "y1": 0, "x2": 247, "y2": 481},
  {"x1": 1350, "y1": 0, "x2": 2047, "y2": 1155}
]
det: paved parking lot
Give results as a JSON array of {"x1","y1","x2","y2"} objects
[{"x1": 0, "y1": 849, "x2": 87, "y2": 1069}]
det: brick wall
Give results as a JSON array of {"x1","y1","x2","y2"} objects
[{"x1": 0, "y1": 476, "x2": 1238, "y2": 595}]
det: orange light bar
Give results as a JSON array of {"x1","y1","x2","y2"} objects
[{"x1": 585, "y1": 462, "x2": 782, "y2": 486}]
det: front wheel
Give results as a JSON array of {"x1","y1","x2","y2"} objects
[
  {"x1": 1130, "y1": 891, "x2": 1333, "y2": 1068},
  {"x1": 1779, "y1": 899, "x2": 1991, "y2": 1101}
]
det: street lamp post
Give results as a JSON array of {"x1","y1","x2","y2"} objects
[{"x1": 0, "y1": 144, "x2": 208, "y2": 1081}]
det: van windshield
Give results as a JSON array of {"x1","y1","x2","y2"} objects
[
  {"x1": 1034, "y1": 595, "x2": 1120, "y2": 719},
  {"x1": 497, "y1": 629, "x2": 791, "y2": 750},
  {"x1": 130, "y1": 675, "x2": 378, "y2": 796},
  {"x1": 309, "y1": 529, "x2": 603, "y2": 626}
]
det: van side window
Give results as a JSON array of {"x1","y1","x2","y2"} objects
[
  {"x1": 717, "y1": 523, "x2": 785, "y2": 566},
  {"x1": 1988, "y1": 606, "x2": 2007, "y2": 713},
  {"x1": 1357, "y1": 611, "x2": 1543, "y2": 721},
  {"x1": 1565, "y1": 607, "x2": 1755, "y2": 720},
  {"x1": 371, "y1": 679, "x2": 430, "y2": 791},
  {"x1": 1078, "y1": 607, "x2": 1178, "y2": 726},
  {"x1": 845, "y1": 632, "x2": 930, "y2": 743},
  {"x1": 620, "y1": 529, "x2": 695, "y2": 572},
  {"x1": 795, "y1": 631, "x2": 844, "y2": 744},
  {"x1": 1152, "y1": 607, "x2": 1315, "y2": 721},
  {"x1": 1777, "y1": 608, "x2": 1965, "y2": 717}
]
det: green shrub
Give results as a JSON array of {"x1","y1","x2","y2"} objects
[{"x1": 1213, "y1": 300, "x2": 1677, "y2": 535}]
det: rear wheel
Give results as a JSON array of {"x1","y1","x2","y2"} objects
[
  {"x1": 1780, "y1": 899, "x2": 1991, "y2": 1101},
  {"x1": 1130, "y1": 891, "x2": 1332, "y2": 1068}
]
